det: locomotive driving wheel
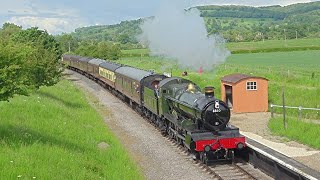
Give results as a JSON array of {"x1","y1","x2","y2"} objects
[
  {"x1": 200, "y1": 152, "x2": 208, "y2": 165},
  {"x1": 227, "y1": 150, "x2": 235, "y2": 163},
  {"x1": 161, "y1": 121, "x2": 168, "y2": 135}
]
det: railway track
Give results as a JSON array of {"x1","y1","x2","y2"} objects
[
  {"x1": 144, "y1": 116, "x2": 268, "y2": 180},
  {"x1": 165, "y1": 137, "x2": 267, "y2": 180}
]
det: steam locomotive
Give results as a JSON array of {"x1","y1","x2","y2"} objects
[{"x1": 62, "y1": 54, "x2": 246, "y2": 163}]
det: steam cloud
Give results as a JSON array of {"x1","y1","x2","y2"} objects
[{"x1": 138, "y1": 1, "x2": 230, "y2": 71}]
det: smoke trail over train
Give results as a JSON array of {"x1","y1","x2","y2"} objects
[{"x1": 138, "y1": 0, "x2": 230, "y2": 71}]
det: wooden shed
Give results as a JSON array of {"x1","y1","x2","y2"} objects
[{"x1": 221, "y1": 73, "x2": 268, "y2": 113}]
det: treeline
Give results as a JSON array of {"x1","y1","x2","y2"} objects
[
  {"x1": 198, "y1": 1, "x2": 320, "y2": 17},
  {"x1": 199, "y1": 6, "x2": 286, "y2": 20},
  {"x1": 55, "y1": 34, "x2": 122, "y2": 60},
  {"x1": 74, "y1": 41, "x2": 121, "y2": 60},
  {"x1": 72, "y1": 19, "x2": 143, "y2": 49},
  {"x1": 67, "y1": 1, "x2": 320, "y2": 44},
  {"x1": 205, "y1": 9, "x2": 320, "y2": 42},
  {"x1": 0, "y1": 23, "x2": 62, "y2": 101},
  {"x1": 199, "y1": 2, "x2": 320, "y2": 42}
]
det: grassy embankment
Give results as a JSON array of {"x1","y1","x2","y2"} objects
[
  {"x1": 0, "y1": 80, "x2": 143, "y2": 179},
  {"x1": 118, "y1": 47, "x2": 320, "y2": 149},
  {"x1": 268, "y1": 117, "x2": 320, "y2": 149}
]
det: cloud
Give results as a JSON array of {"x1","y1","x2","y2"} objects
[
  {"x1": 1, "y1": 0, "x2": 85, "y2": 34},
  {"x1": 8, "y1": 16, "x2": 86, "y2": 34}
]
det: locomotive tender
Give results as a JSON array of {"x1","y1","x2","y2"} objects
[{"x1": 62, "y1": 54, "x2": 246, "y2": 163}]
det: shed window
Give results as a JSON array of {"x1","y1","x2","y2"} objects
[{"x1": 247, "y1": 81, "x2": 257, "y2": 90}]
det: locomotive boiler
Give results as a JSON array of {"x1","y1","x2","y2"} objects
[
  {"x1": 173, "y1": 86, "x2": 229, "y2": 131},
  {"x1": 158, "y1": 77, "x2": 230, "y2": 131}
]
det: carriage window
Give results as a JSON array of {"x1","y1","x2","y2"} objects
[{"x1": 246, "y1": 81, "x2": 257, "y2": 90}]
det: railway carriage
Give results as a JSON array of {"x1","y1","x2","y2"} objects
[
  {"x1": 141, "y1": 74, "x2": 167, "y2": 115},
  {"x1": 61, "y1": 54, "x2": 71, "y2": 67},
  {"x1": 88, "y1": 58, "x2": 104, "y2": 78},
  {"x1": 70, "y1": 55, "x2": 92, "y2": 74},
  {"x1": 78, "y1": 57, "x2": 93, "y2": 74},
  {"x1": 99, "y1": 61, "x2": 122, "y2": 89},
  {"x1": 69, "y1": 55, "x2": 80, "y2": 70},
  {"x1": 115, "y1": 67, "x2": 153, "y2": 104}
]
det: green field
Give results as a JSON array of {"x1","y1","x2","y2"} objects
[
  {"x1": 269, "y1": 117, "x2": 320, "y2": 149},
  {"x1": 121, "y1": 38, "x2": 320, "y2": 57},
  {"x1": 118, "y1": 50, "x2": 320, "y2": 119},
  {"x1": 0, "y1": 80, "x2": 143, "y2": 179},
  {"x1": 121, "y1": 48, "x2": 150, "y2": 57},
  {"x1": 228, "y1": 38, "x2": 320, "y2": 53}
]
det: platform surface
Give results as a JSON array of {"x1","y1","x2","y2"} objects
[{"x1": 243, "y1": 132, "x2": 320, "y2": 180}]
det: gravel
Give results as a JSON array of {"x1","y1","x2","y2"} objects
[{"x1": 65, "y1": 70, "x2": 214, "y2": 180}]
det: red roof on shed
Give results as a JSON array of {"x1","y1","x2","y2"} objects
[{"x1": 221, "y1": 73, "x2": 268, "y2": 84}]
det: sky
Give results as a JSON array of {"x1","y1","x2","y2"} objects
[{"x1": 0, "y1": 0, "x2": 318, "y2": 34}]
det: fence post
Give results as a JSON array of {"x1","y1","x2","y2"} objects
[
  {"x1": 298, "y1": 106, "x2": 302, "y2": 119},
  {"x1": 270, "y1": 104, "x2": 274, "y2": 118},
  {"x1": 282, "y1": 87, "x2": 287, "y2": 129}
]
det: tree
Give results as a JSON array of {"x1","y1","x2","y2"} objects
[
  {"x1": 74, "y1": 40, "x2": 121, "y2": 60},
  {"x1": 55, "y1": 33, "x2": 79, "y2": 53},
  {"x1": 0, "y1": 24, "x2": 63, "y2": 101},
  {"x1": 117, "y1": 33, "x2": 130, "y2": 44},
  {"x1": 75, "y1": 40, "x2": 98, "y2": 57},
  {"x1": 11, "y1": 27, "x2": 62, "y2": 88},
  {"x1": 0, "y1": 23, "x2": 22, "y2": 42},
  {"x1": 0, "y1": 43, "x2": 33, "y2": 101}
]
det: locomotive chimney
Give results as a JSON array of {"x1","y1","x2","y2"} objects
[{"x1": 205, "y1": 86, "x2": 215, "y2": 97}]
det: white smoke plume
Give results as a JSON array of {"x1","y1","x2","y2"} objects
[{"x1": 138, "y1": 1, "x2": 230, "y2": 71}]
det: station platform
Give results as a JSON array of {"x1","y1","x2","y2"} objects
[{"x1": 242, "y1": 131, "x2": 320, "y2": 180}]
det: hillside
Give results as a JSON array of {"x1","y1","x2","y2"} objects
[
  {"x1": 69, "y1": 2, "x2": 320, "y2": 44},
  {"x1": 199, "y1": 1, "x2": 320, "y2": 41},
  {"x1": 73, "y1": 19, "x2": 143, "y2": 49}
]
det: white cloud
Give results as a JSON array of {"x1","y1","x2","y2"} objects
[
  {"x1": 8, "y1": 16, "x2": 87, "y2": 34},
  {"x1": 1, "y1": 0, "x2": 85, "y2": 34}
]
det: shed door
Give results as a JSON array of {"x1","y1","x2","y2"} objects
[{"x1": 225, "y1": 85, "x2": 233, "y2": 108}]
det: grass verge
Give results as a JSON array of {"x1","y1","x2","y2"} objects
[
  {"x1": 268, "y1": 117, "x2": 320, "y2": 149},
  {"x1": 0, "y1": 79, "x2": 143, "y2": 179}
]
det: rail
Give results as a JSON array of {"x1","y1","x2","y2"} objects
[{"x1": 270, "y1": 104, "x2": 320, "y2": 119}]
